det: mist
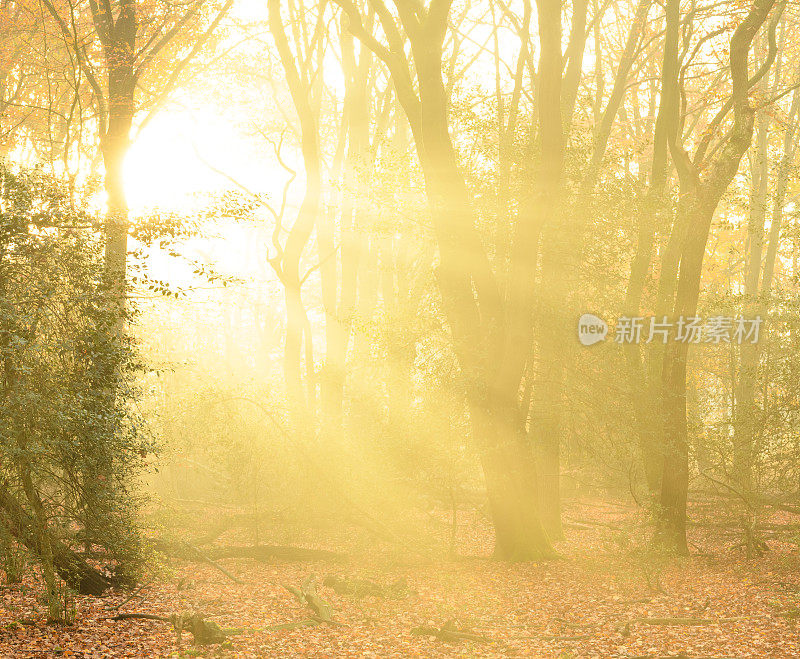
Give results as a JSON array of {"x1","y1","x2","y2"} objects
[{"x1": 1, "y1": 0, "x2": 799, "y2": 656}]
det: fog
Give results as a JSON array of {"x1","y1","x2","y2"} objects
[{"x1": 1, "y1": 0, "x2": 799, "y2": 655}]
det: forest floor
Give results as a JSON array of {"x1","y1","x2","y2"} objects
[{"x1": 1, "y1": 498, "x2": 799, "y2": 658}]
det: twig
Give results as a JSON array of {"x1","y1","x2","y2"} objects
[
  {"x1": 186, "y1": 543, "x2": 243, "y2": 584},
  {"x1": 110, "y1": 578, "x2": 154, "y2": 611}
]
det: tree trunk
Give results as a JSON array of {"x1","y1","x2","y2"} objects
[
  {"x1": 99, "y1": 0, "x2": 137, "y2": 327},
  {"x1": 733, "y1": 109, "x2": 769, "y2": 494},
  {"x1": 337, "y1": 0, "x2": 553, "y2": 559},
  {"x1": 654, "y1": 0, "x2": 776, "y2": 552},
  {"x1": 624, "y1": 0, "x2": 681, "y2": 496},
  {"x1": 474, "y1": 405, "x2": 555, "y2": 560},
  {"x1": 733, "y1": 82, "x2": 799, "y2": 493},
  {"x1": 526, "y1": 0, "x2": 566, "y2": 540},
  {"x1": 413, "y1": 48, "x2": 550, "y2": 556},
  {"x1": 321, "y1": 25, "x2": 371, "y2": 428},
  {"x1": 0, "y1": 482, "x2": 113, "y2": 596},
  {"x1": 268, "y1": 0, "x2": 323, "y2": 432}
]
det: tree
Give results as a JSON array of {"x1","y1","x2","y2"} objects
[
  {"x1": 733, "y1": 40, "x2": 800, "y2": 497},
  {"x1": 37, "y1": 0, "x2": 233, "y2": 306},
  {"x1": 332, "y1": 0, "x2": 557, "y2": 559},
  {"x1": 0, "y1": 164, "x2": 149, "y2": 603},
  {"x1": 656, "y1": 0, "x2": 782, "y2": 552},
  {"x1": 266, "y1": 0, "x2": 325, "y2": 432}
]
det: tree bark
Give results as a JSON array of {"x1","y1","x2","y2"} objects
[
  {"x1": 416, "y1": 40, "x2": 549, "y2": 558},
  {"x1": 656, "y1": 0, "x2": 780, "y2": 552},
  {"x1": 96, "y1": 0, "x2": 137, "y2": 323},
  {"x1": 321, "y1": 24, "x2": 372, "y2": 428}
]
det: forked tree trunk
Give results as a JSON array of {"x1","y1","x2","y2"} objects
[
  {"x1": 656, "y1": 0, "x2": 779, "y2": 552},
  {"x1": 336, "y1": 0, "x2": 553, "y2": 559},
  {"x1": 268, "y1": 0, "x2": 323, "y2": 431},
  {"x1": 416, "y1": 55, "x2": 551, "y2": 560}
]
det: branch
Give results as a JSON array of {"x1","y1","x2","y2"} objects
[
  {"x1": 136, "y1": 0, "x2": 206, "y2": 74},
  {"x1": 39, "y1": 0, "x2": 107, "y2": 135},
  {"x1": 333, "y1": 0, "x2": 422, "y2": 134},
  {"x1": 135, "y1": 0, "x2": 234, "y2": 135},
  {"x1": 693, "y1": 0, "x2": 783, "y2": 166}
]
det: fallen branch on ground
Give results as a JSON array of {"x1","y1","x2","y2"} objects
[
  {"x1": 111, "y1": 610, "x2": 235, "y2": 645},
  {"x1": 562, "y1": 516, "x2": 623, "y2": 530},
  {"x1": 111, "y1": 613, "x2": 168, "y2": 622},
  {"x1": 185, "y1": 543, "x2": 243, "y2": 583},
  {"x1": 267, "y1": 576, "x2": 345, "y2": 631},
  {"x1": 152, "y1": 540, "x2": 344, "y2": 563},
  {"x1": 626, "y1": 655, "x2": 736, "y2": 659},
  {"x1": 553, "y1": 618, "x2": 595, "y2": 628},
  {"x1": 285, "y1": 576, "x2": 334, "y2": 622},
  {"x1": 266, "y1": 619, "x2": 321, "y2": 631},
  {"x1": 110, "y1": 578, "x2": 154, "y2": 611},
  {"x1": 512, "y1": 633, "x2": 591, "y2": 641},
  {"x1": 187, "y1": 515, "x2": 242, "y2": 546}
]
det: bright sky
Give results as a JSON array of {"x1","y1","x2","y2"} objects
[{"x1": 125, "y1": 109, "x2": 281, "y2": 213}]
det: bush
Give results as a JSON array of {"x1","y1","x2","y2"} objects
[{"x1": 0, "y1": 163, "x2": 151, "y2": 601}]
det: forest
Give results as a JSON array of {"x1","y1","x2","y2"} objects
[{"x1": 1, "y1": 0, "x2": 800, "y2": 656}]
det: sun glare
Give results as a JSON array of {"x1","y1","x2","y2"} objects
[{"x1": 125, "y1": 109, "x2": 272, "y2": 214}]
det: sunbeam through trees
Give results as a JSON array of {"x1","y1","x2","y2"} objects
[{"x1": 1, "y1": 0, "x2": 800, "y2": 656}]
